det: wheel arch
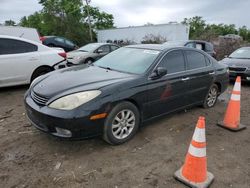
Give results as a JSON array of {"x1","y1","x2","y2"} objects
[
  {"x1": 214, "y1": 82, "x2": 222, "y2": 94},
  {"x1": 30, "y1": 65, "x2": 54, "y2": 83}
]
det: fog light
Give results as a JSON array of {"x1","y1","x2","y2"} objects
[
  {"x1": 246, "y1": 77, "x2": 250, "y2": 81},
  {"x1": 55, "y1": 127, "x2": 72, "y2": 137}
]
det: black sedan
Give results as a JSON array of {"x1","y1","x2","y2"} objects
[
  {"x1": 220, "y1": 47, "x2": 250, "y2": 82},
  {"x1": 41, "y1": 36, "x2": 78, "y2": 52},
  {"x1": 24, "y1": 45, "x2": 229, "y2": 145},
  {"x1": 163, "y1": 40, "x2": 216, "y2": 58}
]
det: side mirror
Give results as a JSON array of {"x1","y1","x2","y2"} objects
[
  {"x1": 96, "y1": 49, "x2": 103, "y2": 53},
  {"x1": 150, "y1": 67, "x2": 167, "y2": 79}
]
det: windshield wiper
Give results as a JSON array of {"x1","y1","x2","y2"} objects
[
  {"x1": 98, "y1": 66, "x2": 113, "y2": 70},
  {"x1": 229, "y1": 57, "x2": 250, "y2": 59}
]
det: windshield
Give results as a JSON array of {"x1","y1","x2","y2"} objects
[
  {"x1": 229, "y1": 48, "x2": 250, "y2": 59},
  {"x1": 78, "y1": 43, "x2": 101, "y2": 52},
  {"x1": 94, "y1": 47, "x2": 160, "y2": 74}
]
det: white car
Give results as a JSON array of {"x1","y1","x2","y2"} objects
[{"x1": 0, "y1": 35, "x2": 67, "y2": 88}]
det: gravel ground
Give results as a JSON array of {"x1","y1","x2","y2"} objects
[{"x1": 0, "y1": 84, "x2": 249, "y2": 188}]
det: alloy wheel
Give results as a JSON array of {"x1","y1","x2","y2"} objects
[{"x1": 111, "y1": 109, "x2": 136, "y2": 139}]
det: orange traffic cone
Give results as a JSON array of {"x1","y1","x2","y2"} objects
[
  {"x1": 174, "y1": 117, "x2": 214, "y2": 188},
  {"x1": 217, "y1": 76, "x2": 246, "y2": 131}
]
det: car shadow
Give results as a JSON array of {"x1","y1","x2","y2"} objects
[{"x1": 0, "y1": 85, "x2": 29, "y2": 93}]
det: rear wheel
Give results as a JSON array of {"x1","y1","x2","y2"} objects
[
  {"x1": 103, "y1": 102, "x2": 140, "y2": 145},
  {"x1": 203, "y1": 84, "x2": 219, "y2": 108},
  {"x1": 31, "y1": 66, "x2": 53, "y2": 83}
]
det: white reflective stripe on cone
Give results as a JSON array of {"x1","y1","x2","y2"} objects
[
  {"x1": 233, "y1": 82, "x2": 241, "y2": 92},
  {"x1": 188, "y1": 144, "x2": 206, "y2": 158},
  {"x1": 231, "y1": 94, "x2": 240, "y2": 101},
  {"x1": 192, "y1": 127, "x2": 206, "y2": 143}
]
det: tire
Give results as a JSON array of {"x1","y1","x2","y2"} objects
[
  {"x1": 84, "y1": 58, "x2": 94, "y2": 64},
  {"x1": 103, "y1": 101, "x2": 140, "y2": 145},
  {"x1": 47, "y1": 43, "x2": 55, "y2": 47},
  {"x1": 31, "y1": 67, "x2": 53, "y2": 83},
  {"x1": 203, "y1": 84, "x2": 219, "y2": 108}
]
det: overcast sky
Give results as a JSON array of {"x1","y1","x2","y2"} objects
[{"x1": 0, "y1": 0, "x2": 250, "y2": 28}]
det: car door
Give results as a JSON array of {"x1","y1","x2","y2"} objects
[
  {"x1": 145, "y1": 50, "x2": 190, "y2": 118},
  {"x1": 184, "y1": 50, "x2": 215, "y2": 105},
  {"x1": 95, "y1": 45, "x2": 111, "y2": 60},
  {"x1": 0, "y1": 38, "x2": 39, "y2": 87}
]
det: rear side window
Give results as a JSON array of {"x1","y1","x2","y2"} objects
[
  {"x1": 159, "y1": 50, "x2": 185, "y2": 74},
  {"x1": 0, "y1": 38, "x2": 38, "y2": 55},
  {"x1": 186, "y1": 50, "x2": 207, "y2": 70},
  {"x1": 98, "y1": 45, "x2": 110, "y2": 53},
  {"x1": 55, "y1": 37, "x2": 64, "y2": 43}
]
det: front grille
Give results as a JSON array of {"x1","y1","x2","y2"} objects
[
  {"x1": 31, "y1": 91, "x2": 49, "y2": 106},
  {"x1": 229, "y1": 67, "x2": 247, "y2": 72}
]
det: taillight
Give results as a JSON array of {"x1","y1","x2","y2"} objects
[
  {"x1": 58, "y1": 52, "x2": 67, "y2": 59},
  {"x1": 40, "y1": 36, "x2": 46, "y2": 42}
]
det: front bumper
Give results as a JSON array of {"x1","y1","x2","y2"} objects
[
  {"x1": 229, "y1": 70, "x2": 250, "y2": 82},
  {"x1": 24, "y1": 93, "x2": 106, "y2": 139}
]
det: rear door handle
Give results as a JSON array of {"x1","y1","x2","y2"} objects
[
  {"x1": 29, "y1": 57, "x2": 38, "y2": 61},
  {"x1": 181, "y1": 77, "x2": 190, "y2": 81},
  {"x1": 209, "y1": 71, "x2": 215, "y2": 75}
]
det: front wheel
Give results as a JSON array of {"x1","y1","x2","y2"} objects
[
  {"x1": 203, "y1": 84, "x2": 219, "y2": 108},
  {"x1": 103, "y1": 102, "x2": 140, "y2": 145}
]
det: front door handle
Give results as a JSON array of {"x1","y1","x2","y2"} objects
[
  {"x1": 209, "y1": 71, "x2": 215, "y2": 75},
  {"x1": 181, "y1": 77, "x2": 190, "y2": 81}
]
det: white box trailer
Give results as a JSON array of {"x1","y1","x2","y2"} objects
[
  {"x1": 0, "y1": 26, "x2": 41, "y2": 43},
  {"x1": 97, "y1": 23, "x2": 189, "y2": 44}
]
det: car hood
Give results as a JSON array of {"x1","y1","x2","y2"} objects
[
  {"x1": 221, "y1": 58, "x2": 250, "y2": 68},
  {"x1": 32, "y1": 65, "x2": 134, "y2": 98},
  {"x1": 67, "y1": 50, "x2": 90, "y2": 58}
]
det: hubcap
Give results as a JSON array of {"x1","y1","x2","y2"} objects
[
  {"x1": 111, "y1": 109, "x2": 135, "y2": 139},
  {"x1": 207, "y1": 87, "x2": 217, "y2": 107}
]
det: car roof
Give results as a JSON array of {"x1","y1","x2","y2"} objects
[
  {"x1": 0, "y1": 34, "x2": 42, "y2": 45},
  {"x1": 125, "y1": 44, "x2": 210, "y2": 54},
  {"x1": 126, "y1": 44, "x2": 167, "y2": 51}
]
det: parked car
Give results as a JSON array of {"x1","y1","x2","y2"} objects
[
  {"x1": 25, "y1": 45, "x2": 228, "y2": 144},
  {"x1": 0, "y1": 26, "x2": 41, "y2": 43},
  {"x1": 67, "y1": 43, "x2": 120, "y2": 65},
  {"x1": 219, "y1": 47, "x2": 250, "y2": 82},
  {"x1": 163, "y1": 40, "x2": 216, "y2": 58},
  {"x1": 41, "y1": 36, "x2": 77, "y2": 52},
  {"x1": 0, "y1": 35, "x2": 67, "y2": 88}
]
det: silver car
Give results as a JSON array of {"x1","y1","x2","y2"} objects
[{"x1": 67, "y1": 43, "x2": 120, "y2": 65}]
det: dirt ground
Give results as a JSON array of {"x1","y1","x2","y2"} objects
[{"x1": 0, "y1": 84, "x2": 249, "y2": 188}]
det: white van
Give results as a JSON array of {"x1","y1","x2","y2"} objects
[{"x1": 0, "y1": 26, "x2": 41, "y2": 43}]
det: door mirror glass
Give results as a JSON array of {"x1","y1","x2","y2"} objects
[{"x1": 150, "y1": 67, "x2": 167, "y2": 79}]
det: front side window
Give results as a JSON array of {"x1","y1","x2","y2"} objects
[
  {"x1": 186, "y1": 50, "x2": 207, "y2": 70},
  {"x1": 65, "y1": 39, "x2": 74, "y2": 47},
  {"x1": 159, "y1": 50, "x2": 185, "y2": 74},
  {"x1": 94, "y1": 47, "x2": 160, "y2": 74},
  {"x1": 98, "y1": 45, "x2": 110, "y2": 53},
  {"x1": 0, "y1": 38, "x2": 38, "y2": 55}
]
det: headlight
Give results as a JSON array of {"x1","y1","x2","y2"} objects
[
  {"x1": 48, "y1": 90, "x2": 101, "y2": 110},
  {"x1": 76, "y1": 56, "x2": 84, "y2": 60}
]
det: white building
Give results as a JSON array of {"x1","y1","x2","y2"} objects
[{"x1": 97, "y1": 23, "x2": 189, "y2": 44}]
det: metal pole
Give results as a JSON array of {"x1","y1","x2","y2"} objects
[{"x1": 85, "y1": 0, "x2": 93, "y2": 41}]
